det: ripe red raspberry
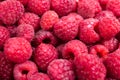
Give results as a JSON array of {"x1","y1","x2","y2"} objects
[
  {"x1": 18, "y1": 0, "x2": 28, "y2": 6},
  {"x1": 77, "y1": 0, "x2": 101, "y2": 18},
  {"x1": 95, "y1": 11, "x2": 120, "y2": 40},
  {"x1": 40, "y1": 10, "x2": 59, "y2": 31},
  {"x1": 27, "y1": 72, "x2": 50, "y2": 80},
  {"x1": 79, "y1": 18, "x2": 100, "y2": 44},
  {"x1": 74, "y1": 54, "x2": 106, "y2": 80},
  {"x1": 103, "y1": 50, "x2": 120, "y2": 79},
  {"x1": 7, "y1": 26, "x2": 17, "y2": 37},
  {"x1": 54, "y1": 14, "x2": 79, "y2": 41},
  {"x1": 4, "y1": 37, "x2": 32, "y2": 63},
  {"x1": 27, "y1": 0, "x2": 50, "y2": 16},
  {"x1": 107, "y1": 0, "x2": 120, "y2": 17},
  {"x1": 89, "y1": 44, "x2": 109, "y2": 58},
  {"x1": 13, "y1": 61, "x2": 38, "y2": 80},
  {"x1": 34, "y1": 43, "x2": 58, "y2": 71},
  {"x1": 32, "y1": 30, "x2": 57, "y2": 47},
  {"x1": 19, "y1": 12, "x2": 40, "y2": 31},
  {"x1": 102, "y1": 38, "x2": 119, "y2": 52},
  {"x1": 51, "y1": 0, "x2": 76, "y2": 17},
  {"x1": 0, "y1": 0, "x2": 24, "y2": 25},
  {"x1": 47, "y1": 59, "x2": 75, "y2": 80},
  {"x1": 0, "y1": 26, "x2": 10, "y2": 49},
  {"x1": 62, "y1": 40, "x2": 88, "y2": 60},
  {"x1": 16, "y1": 24, "x2": 35, "y2": 42},
  {"x1": 0, "y1": 52, "x2": 14, "y2": 80}
]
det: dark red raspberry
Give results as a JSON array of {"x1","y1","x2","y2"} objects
[
  {"x1": 62, "y1": 40, "x2": 88, "y2": 60},
  {"x1": 0, "y1": 0, "x2": 24, "y2": 25},
  {"x1": 16, "y1": 24, "x2": 34, "y2": 42},
  {"x1": 40, "y1": 10, "x2": 59, "y2": 31},
  {"x1": 0, "y1": 52, "x2": 14, "y2": 80},
  {"x1": 32, "y1": 30, "x2": 57, "y2": 47},
  {"x1": 89, "y1": 44, "x2": 109, "y2": 58},
  {"x1": 102, "y1": 38, "x2": 119, "y2": 52},
  {"x1": 7, "y1": 26, "x2": 17, "y2": 37},
  {"x1": 99, "y1": 0, "x2": 109, "y2": 9},
  {"x1": 95, "y1": 11, "x2": 120, "y2": 40},
  {"x1": 47, "y1": 59, "x2": 75, "y2": 80},
  {"x1": 107, "y1": 0, "x2": 120, "y2": 17},
  {"x1": 27, "y1": 72, "x2": 50, "y2": 80},
  {"x1": 54, "y1": 14, "x2": 79, "y2": 41},
  {"x1": 0, "y1": 26, "x2": 10, "y2": 49},
  {"x1": 4, "y1": 37, "x2": 32, "y2": 63},
  {"x1": 103, "y1": 49, "x2": 120, "y2": 79},
  {"x1": 51, "y1": 0, "x2": 76, "y2": 17},
  {"x1": 77, "y1": 0, "x2": 101, "y2": 18},
  {"x1": 19, "y1": 12, "x2": 40, "y2": 31},
  {"x1": 56, "y1": 44, "x2": 65, "y2": 58},
  {"x1": 79, "y1": 18, "x2": 100, "y2": 44},
  {"x1": 74, "y1": 54, "x2": 106, "y2": 80},
  {"x1": 18, "y1": 0, "x2": 28, "y2": 6},
  {"x1": 34, "y1": 43, "x2": 58, "y2": 71},
  {"x1": 13, "y1": 61, "x2": 38, "y2": 80},
  {"x1": 27, "y1": 0, "x2": 50, "y2": 16}
]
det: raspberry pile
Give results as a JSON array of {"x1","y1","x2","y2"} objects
[{"x1": 1, "y1": 0, "x2": 120, "y2": 80}]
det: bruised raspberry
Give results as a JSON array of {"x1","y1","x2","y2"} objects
[
  {"x1": 27, "y1": 0, "x2": 50, "y2": 16},
  {"x1": 19, "y1": 12, "x2": 40, "y2": 31},
  {"x1": 54, "y1": 14, "x2": 79, "y2": 41},
  {"x1": 74, "y1": 54, "x2": 106, "y2": 80},
  {"x1": 107, "y1": 0, "x2": 120, "y2": 17},
  {"x1": 13, "y1": 61, "x2": 38, "y2": 80},
  {"x1": 40, "y1": 10, "x2": 59, "y2": 31},
  {"x1": 79, "y1": 18, "x2": 100, "y2": 44},
  {"x1": 47, "y1": 59, "x2": 75, "y2": 80},
  {"x1": 102, "y1": 38, "x2": 119, "y2": 52},
  {"x1": 77, "y1": 0, "x2": 101, "y2": 18},
  {"x1": 89, "y1": 44, "x2": 109, "y2": 58},
  {"x1": 32, "y1": 30, "x2": 57, "y2": 47},
  {"x1": 16, "y1": 24, "x2": 34, "y2": 42},
  {"x1": 51, "y1": 0, "x2": 77, "y2": 17},
  {"x1": 0, "y1": 26, "x2": 10, "y2": 49},
  {"x1": 0, "y1": 52, "x2": 14, "y2": 80},
  {"x1": 34, "y1": 43, "x2": 58, "y2": 72},
  {"x1": 62, "y1": 40, "x2": 88, "y2": 60},
  {"x1": 4, "y1": 37, "x2": 32, "y2": 63},
  {"x1": 0, "y1": 0, "x2": 24, "y2": 25}
]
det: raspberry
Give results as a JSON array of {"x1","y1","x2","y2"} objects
[
  {"x1": 54, "y1": 14, "x2": 79, "y2": 41},
  {"x1": 56, "y1": 44, "x2": 65, "y2": 58},
  {"x1": 47, "y1": 59, "x2": 75, "y2": 80},
  {"x1": 19, "y1": 12, "x2": 40, "y2": 31},
  {"x1": 32, "y1": 30, "x2": 57, "y2": 47},
  {"x1": 107, "y1": 0, "x2": 120, "y2": 17},
  {"x1": 27, "y1": 0, "x2": 50, "y2": 16},
  {"x1": 34, "y1": 43, "x2": 58, "y2": 71},
  {"x1": 89, "y1": 44, "x2": 109, "y2": 58},
  {"x1": 102, "y1": 38, "x2": 119, "y2": 52},
  {"x1": 62, "y1": 40, "x2": 88, "y2": 60},
  {"x1": 77, "y1": 0, "x2": 101, "y2": 18},
  {"x1": 40, "y1": 10, "x2": 59, "y2": 31},
  {"x1": 51, "y1": 0, "x2": 77, "y2": 17},
  {"x1": 95, "y1": 11, "x2": 120, "y2": 40},
  {"x1": 103, "y1": 50, "x2": 120, "y2": 79},
  {"x1": 13, "y1": 61, "x2": 38, "y2": 80},
  {"x1": 74, "y1": 54, "x2": 106, "y2": 80},
  {"x1": 99, "y1": 0, "x2": 109, "y2": 9},
  {"x1": 0, "y1": 52, "x2": 14, "y2": 80},
  {"x1": 4, "y1": 37, "x2": 32, "y2": 63},
  {"x1": 27, "y1": 72, "x2": 50, "y2": 80},
  {"x1": 7, "y1": 26, "x2": 17, "y2": 37},
  {"x1": 79, "y1": 18, "x2": 100, "y2": 44},
  {"x1": 0, "y1": 0, "x2": 24, "y2": 25},
  {"x1": 18, "y1": 0, "x2": 28, "y2": 6},
  {"x1": 16, "y1": 24, "x2": 35, "y2": 42},
  {"x1": 0, "y1": 26, "x2": 10, "y2": 49}
]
